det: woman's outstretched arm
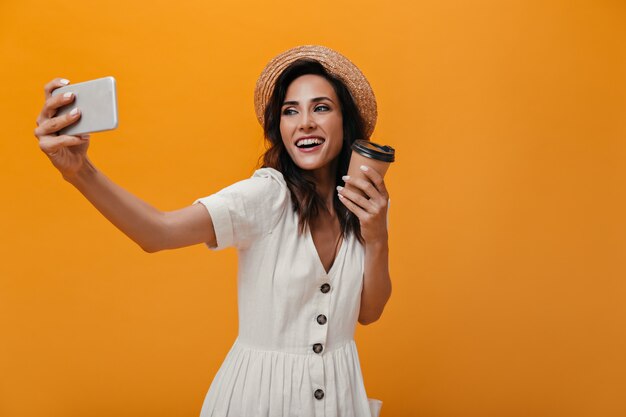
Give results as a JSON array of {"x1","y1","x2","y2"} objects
[
  {"x1": 65, "y1": 162, "x2": 216, "y2": 252},
  {"x1": 34, "y1": 78, "x2": 216, "y2": 252}
]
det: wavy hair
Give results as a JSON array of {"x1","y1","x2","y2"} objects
[{"x1": 261, "y1": 59, "x2": 365, "y2": 242}]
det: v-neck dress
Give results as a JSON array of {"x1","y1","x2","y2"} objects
[{"x1": 193, "y1": 167, "x2": 382, "y2": 417}]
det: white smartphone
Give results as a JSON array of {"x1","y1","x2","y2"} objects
[{"x1": 51, "y1": 76, "x2": 118, "y2": 136}]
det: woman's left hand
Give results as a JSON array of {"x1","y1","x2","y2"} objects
[{"x1": 337, "y1": 165, "x2": 389, "y2": 245}]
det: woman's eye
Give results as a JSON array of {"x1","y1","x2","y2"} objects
[
  {"x1": 315, "y1": 105, "x2": 330, "y2": 112},
  {"x1": 282, "y1": 108, "x2": 297, "y2": 115}
]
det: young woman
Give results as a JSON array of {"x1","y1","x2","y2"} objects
[{"x1": 33, "y1": 45, "x2": 391, "y2": 417}]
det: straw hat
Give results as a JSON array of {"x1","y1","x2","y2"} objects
[{"x1": 254, "y1": 45, "x2": 378, "y2": 139}]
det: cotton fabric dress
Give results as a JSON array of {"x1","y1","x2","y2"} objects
[{"x1": 193, "y1": 167, "x2": 382, "y2": 417}]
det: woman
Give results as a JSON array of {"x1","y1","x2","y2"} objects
[{"x1": 33, "y1": 45, "x2": 391, "y2": 417}]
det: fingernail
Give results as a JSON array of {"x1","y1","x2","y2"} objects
[
  {"x1": 60, "y1": 79, "x2": 70, "y2": 85},
  {"x1": 70, "y1": 108, "x2": 79, "y2": 116},
  {"x1": 80, "y1": 134, "x2": 90, "y2": 140},
  {"x1": 342, "y1": 175, "x2": 350, "y2": 181},
  {"x1": 63, "y1": 92, "x2": 73, "y2": 99},
  {"x1": 360, "y1": 165, "x2": 369, "y2": 172},
  {"x1": 336, "y1": 185, "x2": 343, "y2": 191}
]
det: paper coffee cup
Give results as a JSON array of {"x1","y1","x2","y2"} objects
[{"x1": 345, "y1": 140, "x2": 395, "y2": 197}]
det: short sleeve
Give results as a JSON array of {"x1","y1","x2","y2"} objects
[{"x1": 193, "y1": 168, "x2": 289, "y2": 250}]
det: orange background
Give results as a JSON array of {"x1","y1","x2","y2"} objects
[{"x1": 1, "y1": 1, "x2": 625, "y2": 416}]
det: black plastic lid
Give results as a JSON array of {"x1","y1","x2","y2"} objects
[{"x1": 351, "y1": 140, "x2": 395, "y2": 162}]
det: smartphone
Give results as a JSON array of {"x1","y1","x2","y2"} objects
[{"x1": 51, "y1": 76, "x2": 118, "y2": 136}]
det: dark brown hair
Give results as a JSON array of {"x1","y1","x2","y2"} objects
[{"x1": 261, "y1": 59, "x2": 366, "y2": 242}]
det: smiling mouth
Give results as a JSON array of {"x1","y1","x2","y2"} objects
[{"x1": 296, "y1": 137, "x2": 325, "y2": 149}]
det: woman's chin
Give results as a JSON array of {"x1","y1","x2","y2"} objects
[
  {"x1": 294, "y1": 159, "x2": 336, "y2": 174},
  {"x1": 292, "y1": 155, "x2": 319, "y2": 170},
  {"x1": 296, "y1": 163, "x2": 322, "y2": 172}
]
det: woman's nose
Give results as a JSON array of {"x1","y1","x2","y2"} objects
[{"x1": 298, "y1": 112, "x2": 316, "y2": 130}]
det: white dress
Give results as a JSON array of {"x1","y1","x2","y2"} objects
[{"x1": 193, "y1": 167, "x2": 382, "y2": 417}]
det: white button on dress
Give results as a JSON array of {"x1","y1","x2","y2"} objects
[{"x1": 194, "y1": 167, "x2": 381, "y2": 417}]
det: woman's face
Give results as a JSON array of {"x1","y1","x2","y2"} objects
[{"x1": 280, "y1": 74, "x2": 343, "y2": 174}]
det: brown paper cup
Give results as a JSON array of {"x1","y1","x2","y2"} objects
[{"x1": 345, "y1": 140, "x2": 395, "y2": 198}]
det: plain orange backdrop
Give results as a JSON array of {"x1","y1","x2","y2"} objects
[{"x1": 1, "y1": 0, "x2": 625, "y2": 416}]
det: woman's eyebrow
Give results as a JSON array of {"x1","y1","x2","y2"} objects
[{"x1": 282, "y1": 96, "x2": 335, "y2": 106}]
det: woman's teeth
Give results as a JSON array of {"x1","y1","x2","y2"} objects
[{"x1": 296, "y1": 138, "x2": 325, "y2": 148}]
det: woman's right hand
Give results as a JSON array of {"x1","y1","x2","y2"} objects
[{"x1": 34, "y1": 78, "x2": 91, "y2": 179}]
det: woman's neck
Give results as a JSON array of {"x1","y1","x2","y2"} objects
[{"x1": 310, "y1": 162, "x2": 337, "y2": 214}]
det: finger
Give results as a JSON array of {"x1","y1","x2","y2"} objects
[
  {"x1": 358, "y1": 165, "x2": 389, "y2": 199},
  {"x1": 34, "y1": 108, "x2": 81, "y2": 138},
  {"x1": 337, "y1": 193, "x2": 369, "y2": 220},
  {"x1": 37, "y1": 91, "x2": 76, "y2": 126},
  {"x1": 337, "y1": 185, "x2": 375, "y2": 212},
  {"x1": 341, "y1": 175, "x2": 381, "y2": 201},
  {"x1": 39, "y1": 134, "x2": 90, "y2": 155},
  {"x1": 43, "y1": 77, "x2": 70, "y2": 99}
]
